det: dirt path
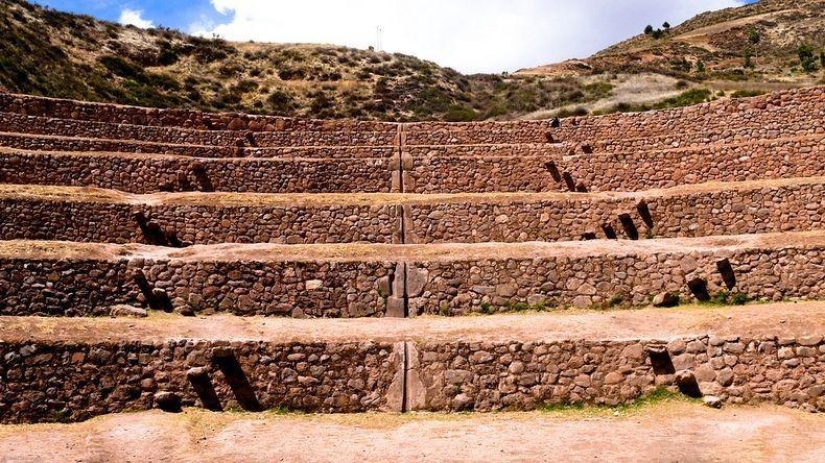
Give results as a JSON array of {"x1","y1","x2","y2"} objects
[
  {"x1": 4, "y1": 175, "x2": 825, "y2": 207},
  {"x1": 0, "y1": 403, "x2": 822, "y2": 462},
  {"x1": 1, "y1": 302, "x2": 823, "y2": 344},
  {"x1": 4, "y1": 229, "x2": 825, "y2": 263}
]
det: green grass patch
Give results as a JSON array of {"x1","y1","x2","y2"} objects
[
  {"x1": 476, "y1": 299, "x2": 559, "y2": 315},
  {"x1": 539, "y1": 387, "x2": 695, "y2": 416},
  {"x1": 699, "y1": 291, "x2": 751, "y2": 307}
]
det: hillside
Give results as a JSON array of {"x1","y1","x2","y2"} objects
[
  {"x1": 0, "y1": 0, "x2": 823, "y2": 121},
  {"x1": 0, "y1": 0, "x2": 620, "y2": 122},
  {"x1": 521, "y1": 0, "x2": 825, "y2": 82}
]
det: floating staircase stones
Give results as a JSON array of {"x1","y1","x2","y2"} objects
[{"x1": 0, "y1": 87, "x2": 824, "y2": 423}]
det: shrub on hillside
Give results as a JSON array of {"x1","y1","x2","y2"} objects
[
  {"x1": 444, "y1": 105, "x2": 477, "y2": 122},
  {"x1": 798, "y1": 44, "x2": 818, "y2": 72},
  {"x1": 266, "y1": 90, "x2": 295, "y2": 113}
]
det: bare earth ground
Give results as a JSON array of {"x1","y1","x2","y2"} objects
[
  {"x1": 0, "y1": 402, "x2": 822, "y2": 462},
  {"x1": 3, "y1": 230, "x2": 825, "y2": 263},
  {"x1": 1, "y1": 302, "x2": 823, "y2": 343},
  {"x1": 4, "y1": 176, "x2": 825, "y2": 207}
]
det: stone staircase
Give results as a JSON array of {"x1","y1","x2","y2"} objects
[{"x1": 0, "y1": 88, "x2": 824, "y2": 423}]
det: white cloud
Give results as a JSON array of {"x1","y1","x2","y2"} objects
[
  {"x1": 199, "y1": 0, "x2": 745, "y2": 73},
  {"x1": 119, "y1": 8, "x2": 154, "y2": 29}
]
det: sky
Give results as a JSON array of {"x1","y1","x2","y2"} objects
[{"x1": 30, "y1": 0, "x2": 756, "y2": 73}]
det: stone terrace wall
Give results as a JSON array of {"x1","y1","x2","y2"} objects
[
  {"x1": 403, "y1": 121, "x2": 554, "y2": 145},
  {"x1": 4, "y1": 180, "x2": 821, "y2": 246},
  {"x1": 403, "y1": 136, "x2": 825, "y2": 194},
  {"x1": 404, "y1": 155, "x2": 557, "y2": 194},
  {"x1": 0, "y1": 151, "x2": 397, "y2": 194},
  {"x1": 0, "y1": 198, "x2": 402, "y2": 245},
  {"x1": 1, "y1": 87, "x2": 822, "y2": 148},
  {"x1": 551, "y1": 87, "x2": 825, "y2": 144},
  {"x1": 1, "y1": 334, "x2": 821, "y2": 423},
  {"x1": 409, "y1": 336, "x2": 825, "y2": 413},
  {"x1": 406, "y1": 241, "x2": 825, "y2": 315},
  {"x1": 404, "y1": 181, "x2": 825, "y2": 243},
  {"x1": 0, "y1": 133, "x2": 397, "y2": 159},
  {"x1": 4, "y1": 236, "x2": 825, "y2": 318},
  {"x1": 565, "y1": 128, "x2": 824, "y2": 156},
  {"x1": 562, "y1": 136, "x2": 825, "y2": 193},
  {"x1": 0, "y1": 257, "x2": 401, "y2": 318},
  {"x1": 404, "y1": 144, "x2": 560, "y2": 158},
  {"x1": 0, "y1": 113, "x2": 397, "y2": 147},
  {"x1": 0, "y1": 92, "x2": 397, "y2": 133},
  {"x1": 0, "y1": 340, "x2": 402, "y2": 423}
]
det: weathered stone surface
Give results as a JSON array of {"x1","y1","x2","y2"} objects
[
  {"x1": 652, "y1": 292, "x2": 680, "y2": 308},
  {"x1": 407, "y1": 268, "x2": 429, "y2": 298},
  {"x1": 407, "y1": 336, "x2": 825, "y2": 413},
  {"x1": 703, "y1": 395, "x2": 723, "y2": 409},
  {"x1": 109, "y1": 305, "x2": 148, "y2": 318},
  {"x1": 0, "y1": 339, "x2": 401, "y2": 424}
]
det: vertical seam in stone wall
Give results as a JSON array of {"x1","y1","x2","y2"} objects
[
  {"x1": 401, "y1": 341, "x2": 410, "y2": 413},
  {"x1": 398, "y1": 123, "x2": 411, "y2": 319},
  {"x1": 396, "y1": 124, "x2": 405, "y2": 195},
  {"x1": 402, "y1": 262, "x2": 410, "y2": 318}
]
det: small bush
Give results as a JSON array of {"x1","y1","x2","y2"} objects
[
  {"x1": 99, "y1": 55, "x2": 144, "y2": 80},
  {"x1": 278, "y1": 67, "x2": 306, "y2": 81},
  {"x1": 480, "y1": 302, "x2": 494, "y2": 315},
  {"x1": 708, "y1": 291, "x2": 730, "y2": 305},
  {"x1": 744, "y1": 50, "x2": 754, "y2": 69},
  {"x1": 700, "y1": 291, "x2": 749, "y2": 306},
  {"x1": 438, "y1": 302, "x2": 451, "y2": 317},
  {"x1": 188, "y1": 36, "x2": 234, "y2": 64},
  {"x1": 156, "y1": 40, "x2": 181, "y2": 66},
  {"x1": 234, "y1": 79, "x2": 259, "y2": 93},
  {"x1": 655, "y1": 88, "x2": 711, "y2": 108},
  {"x1": 607, "y1": 294, "x2": 625, "y2": 307},
  {"x1": 731, "y1": 89, "x2": 766, "y2": 98},
  {"x1": 556, "y1": 106, "x2": 589, "y2": 118},
  {"x1": 444, "y1": 106, "x2": 477, "y2": 122},
  {"x1": 798, "y1": 43, "x2": 818, "y2": 72}
]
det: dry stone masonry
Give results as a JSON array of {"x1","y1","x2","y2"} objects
[{"x1": 0, "y1": 87, "x2": 824, "y2": 422}]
